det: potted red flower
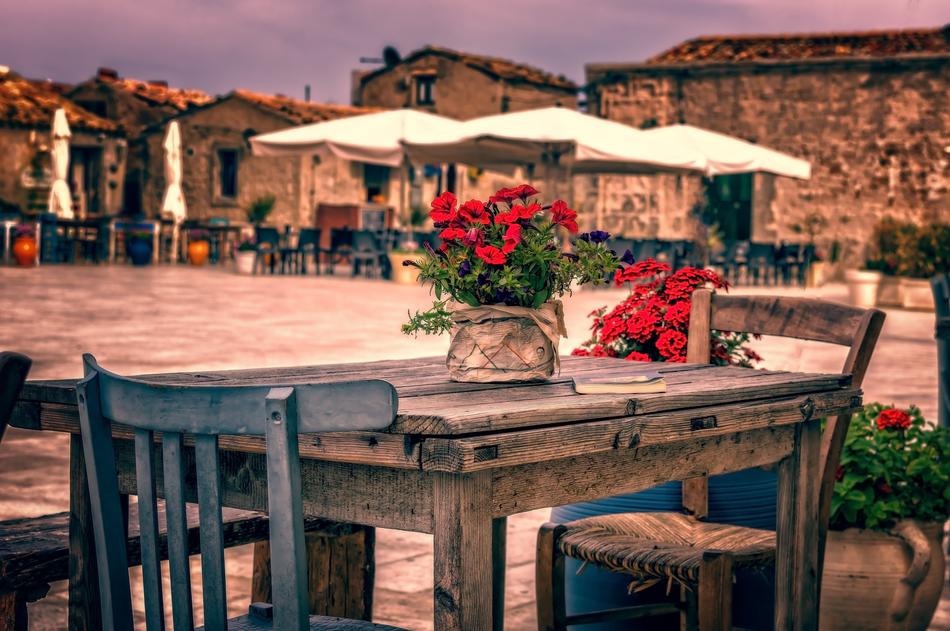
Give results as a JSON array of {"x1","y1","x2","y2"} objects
[
  {"x1": 822, "y1": 403, "x2": 950, "y2": 631},
  {"x1": 12, "y1": 224, "x2": 38, "y2": 267},
  {"x1": 403, "y1": 185, "x2": 618, "y2": 382}
]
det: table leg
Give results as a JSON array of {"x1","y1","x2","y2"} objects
[
  {"x1": 774, "y1": 419, "x2": 821, "y2": 630},
  {"x1": 68, "y1": 434, "x2": 101, "y2": 631},
  {"x1": 492, "y1": 517, "x2": 507, "y2": 631},
  {"x1": 433, "y1": 472, "x2": 494, "y2": 631}
]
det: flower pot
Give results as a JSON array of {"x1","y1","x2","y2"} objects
[
  {"x1": 12, "y1": 236, "x2": 37, "y2": 267},
  {"x1": 235, "y1": 251, "x2": 256, "y2": 274},
  {"x1": 877, "y1": 275, "x2": 905, "y2": 307},
  {"x1": 806, "y1": 261, "x2": 828, "y2": 288},
  {"x1": 820, "y1": 521, "x2": 945, "y2": 631},
  {"x1": 845, "y1": 269, "x2": 883, "y2": 308},
  {"x1": 900, "y1": 277, "x2": 936, "y2": 311},
  {"x1": 127, "y1": 239, "x2": 153, "y2": 266},
  {"x1": 388, "y1": 252, "x2": 422, "y2": 285},
  {"x1": 188, "y1": 240, "x2": 209, "y2": 266},
  {"x1": 447, "y1": 301, "x2": 566, "y2": 383}
]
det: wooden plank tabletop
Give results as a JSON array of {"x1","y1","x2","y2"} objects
[{"x1": 17, "y1": 356, "x2": 853, "y2": 439}]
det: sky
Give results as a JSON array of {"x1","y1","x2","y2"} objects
[{"x1": 1, "y1": 0, "x2": 947, "y2": 104}]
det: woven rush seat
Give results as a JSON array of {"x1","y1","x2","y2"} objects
[{"x1": 558, "y1": 512, "x2": 775, "y2": 584}]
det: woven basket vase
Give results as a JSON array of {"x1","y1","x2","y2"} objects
[{"x1": 446, "y1": 301, "x2": 565, "y2": 383}]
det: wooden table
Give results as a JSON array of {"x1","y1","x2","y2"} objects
[{"x1": 11, "y1": 356, "x2": 862, "y2": 630}]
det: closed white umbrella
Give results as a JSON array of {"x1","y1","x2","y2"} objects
[
  {"x1": 162, "y1": 122, "x2": 187, "y2": 263},
  {"x1": 249, "y1": 109, "x2": 466, "y2": 166},
  {"x1": 403, "y1": 107, "x2": 705, "y2": 175},
  {"x1": 640, "y1": 124, "x2": 811, "y2": 179},
  {"x1": 48, "y1": 108, "x2": 73, "y2": 219}
]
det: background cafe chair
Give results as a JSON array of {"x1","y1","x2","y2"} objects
[
  {"x1": 0, "y1": 353, "x2": 333, "y2": 630},
  {"x1": 254, "y1": 226, "x2": 281, "y2": 275},
  {"x1": 294, "y1": 227, "x2": 322, "y2": 275},
  {"x1": 350, "y1": 230, "x2": 386, "y2": 280},
  {"x1": 535, "y1": 289, "x2": 885, "y2": 631},
  {"x1": 75, "y1": 354, "x2": 406, "y2": 630}
]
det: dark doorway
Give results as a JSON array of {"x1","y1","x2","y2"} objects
[
  {"x1": 703, "y1": 174, "x2": 753, "y2": 242},
  {"x1": 363, "y1": 163, "x2": 391, "y2": 203},
  {"x1": 69, "y1": 147, "x2": 103, "y2": 216},
  {"x1": 122, "y1": 170, "x2": 143, "y2": 216}
]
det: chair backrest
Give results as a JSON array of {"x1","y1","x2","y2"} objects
[
  {"x1": 75, "y1": 354, "x2": 397, "y2": 631},
  {"x1": 352, "y1": 230, "x2": 381, "y2": 253},
  {"x1": 684, "y1": 289, "x2": 884, "y2": 564},
  {"x1": 329, "y1": 227, "x2": 353, "y2": 250},
  {"x1": 297, "y1": 227, "x2": 321, "y2": 250},
  {"x1": 255, "y1": 226, "x2": 280, "y2": 248},
  {"x1": 0, "y1": 352, "x2": 32, "y2": 445}
]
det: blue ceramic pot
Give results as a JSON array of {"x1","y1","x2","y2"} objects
[
  {"x1": 128, "y1": 239, "x2": 153, "y2": 266},
  {"x1": 549, "y1": 468, "x2": 777, "y2": 630}
]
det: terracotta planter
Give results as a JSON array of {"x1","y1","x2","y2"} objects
[
  {"x1": 12, "y1": 236, "x2": 37, "y2": 267},
  {"x1": 446, "y1": 301, "x2": 565, "y2": 383},
  {"x1": 845, "y1": 269, "x2": 883, "y2": 308},
  {"x1": 820, "y1": 521, "x2": 945, "y2": 631},
  {"x1": 235, "y1": 251, "x2": 256, "y2": 275},
  {"x1": 806, "y1": 261, "x2": 828, "y2": 288},
  {"x1": 877, "y1": 275, "x2": 904, "y2": 307},
  {"x1": 388, "y1": 251, "x2": 422, "y2": 285},
  {"x1": 900, "y1": 278, "x2": 936, "y2": 311},
  {"x1": 188, "y1": 240, "x2": 209, "y2": 266}
]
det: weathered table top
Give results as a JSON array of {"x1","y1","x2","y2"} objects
[{"x1": 13, "y1": 355, "x2": 860, "y2": 474}]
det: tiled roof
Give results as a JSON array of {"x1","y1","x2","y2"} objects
[
  {"x1": 648, "y1": 25, "x2": 950, "y2": 64},
  {"x1": 96, "y1": 72, "x2": 213, "y2": 111},
  {"x1": 363, "y1": 45, "x2": 578, "y2": 91},
  {"x1": 232, "y1": 90, "x2": 379, "y2": 124},
  {"x1": 0, "y1": 69, "x2": 118, "y2": 132}
]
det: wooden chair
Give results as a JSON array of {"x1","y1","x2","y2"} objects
[
  {"x1": 536, "y1": 289, "x2": 885, "y2": 630},
  {"x1": 76, "y1": 354, "x2": 405, "y2": 630}
]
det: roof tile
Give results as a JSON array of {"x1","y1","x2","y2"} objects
[{"x1": 0, "y1": 69, "x2": 118, "y2": 132}]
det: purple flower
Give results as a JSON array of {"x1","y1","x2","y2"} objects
[
  {"x1": 458, "y1": 260, "x2": 472, "y2": 277},
  {"x1": 494, "y1": 287, "x2": 515, "y2": 304},
  {"x1": 621, "y1": 249, "x2": 636, "y2": 265},
  {"x1": 579, "y1": 230, "x2": 610, "y2": 244},
  {"x1": 476, "y1": 272, "x2": 490, "y2": 286}
]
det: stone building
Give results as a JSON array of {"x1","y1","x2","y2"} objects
[
  {"x1": 136, "y1": 90, "x2": 379, "y2": 226},
  {"x1": 584, "y1": 26, "x2": 950, "y2": 263},
  {"x1": 354, "y1": 46, "x2": 577, "y2": 119},
  {"x1": 0, "y1": 68, "x2": 125, "y2": 217},
  {"x1": 67, "y1": 68, "x2": 213, "y2": 214}
]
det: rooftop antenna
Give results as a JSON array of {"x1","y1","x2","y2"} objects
[
  {"x1": 359, "y1": 46, "x2": 401, "y2": 67},
  {"x1": 304, "y1": 84, "x2": 311, "y2": 102}
]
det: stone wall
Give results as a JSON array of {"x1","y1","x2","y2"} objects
[
  {"x1": 358, "y1": 56, "x2": 573, "y2": 120},
  {"x1": 586, "y1": 56, "x2": 950, "y2": 262}
]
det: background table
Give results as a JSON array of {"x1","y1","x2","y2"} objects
[{"x1": 12, "y1": 356, "x2": 861, "y2": 630}]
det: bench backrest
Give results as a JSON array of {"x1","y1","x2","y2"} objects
[{"x1": 0, "y1": 352, "x2": 32, "y2": 445}]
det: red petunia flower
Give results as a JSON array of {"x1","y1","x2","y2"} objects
[
  {"x1": 624, "y1": 351, "x2": 652, "y2": 362},
  {"x1": 625, "y1": 311, "x2": 659, "y2": 342},
  {"x1": 502, "y1": 223, "x2": 522, "y2": 254},
  {"x1": 875, "y1": 479, "x2": 893, "y2": 495},
  {"x1": 664, "y1": 300, "x2": 691, "y2": 328},
  {"x1": 459, "y1": 199, "x2": 490, "y2": 225},
  {"x1": 439, "y1": 227, "x2": 466, "y2": 241},
  {"x1": 876, "y1": 408, "x2": 912, "y2": 431},
  {"x1": 430, "y1": 191, "x2": 458, "y2": 225},
  {"x1": 656, "y1": 329, "x2": 688, "y2": 359},
  {"x1": 550, "y1": 200, "x2": 579, "y2": 233},
  {"x1": 614, "y1": 259, "x2": 672, "y2": 286},
  {"x1": 489, "y1": 184, "x2": 539, "y2": 205},
  {"x1": 475, "y1": 245, "x2": 507, "y2": 265}
]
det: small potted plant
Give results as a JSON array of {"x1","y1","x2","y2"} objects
[
  {"x1": 402, "y1": 185, "x2": 618, "y2": 382},
  {"x1": 390, "y1": 206, "x2": 427, "y2": 285},
  {"x1": 895, "y1": 222, "x2": 949, "y2": 311},
  {"x1": 821, "y1": 404, "x2": 949, "y2": 631},
  {"x1": 11, "y1": 224, "x2": 37, "y2": 267},
  {"x1": 246, "y1": 195, "x2": 276, "y2": 226},
  {"x1": 126, "y1": 228, "x2": 154, "y2": 266},
  {"x1": 235, "y1": 239, "x2": 256, "y2": 274},
  {"x1": 187, "y1": 229, "x2": 211, "y2": 266}
]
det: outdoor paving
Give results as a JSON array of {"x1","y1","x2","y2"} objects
[{"x1": 0, "y1": 264, "x2": 944, "y2": 630}]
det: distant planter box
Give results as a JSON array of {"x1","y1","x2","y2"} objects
[
  {"x1": 877, "y1": 276, "x2": 904, "y2": 307},
  {"x1": 900, "y1": 278, "x2": 936, "y2": 311}
]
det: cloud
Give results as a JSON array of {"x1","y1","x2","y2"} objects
[{"x1": 0, "y1": 0, "x2": 946, "y2": 103}]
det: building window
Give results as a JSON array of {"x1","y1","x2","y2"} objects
[
  {"x1": 216, "y1": 149, "x2": 238, "y2": 199},
  {"x1": 363, "y1": 164, "x2": 391, "y2": 203},
  {"x1": 414, "y1": 76, "x2": 435, "y2": 106},
  {"x1": 76, "y1": 100, "x2": 108, "y2": 118}
]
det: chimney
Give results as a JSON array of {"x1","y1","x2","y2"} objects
[
  {"x1": 148, "y1": 80, "x2": 168, "y2": 88},
  {"x1": 304, "y1": 84, "x2": 311, "y2": 102},
  {"x1": 351, "y1": 69, "x2": 369, "y2": 106},
  {"x1": 97, "y1": 67, "x2": 119, "y2": 80}
]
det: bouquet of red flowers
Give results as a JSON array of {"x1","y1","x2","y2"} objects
[
  {"x1": 573, "y1": 257, "x2": 760, "y2": 366},
  {"x1": 402, "y1": 184, "x2": 618, "y2": 336}
]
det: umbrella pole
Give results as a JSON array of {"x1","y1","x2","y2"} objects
[{"x1": 171, "y1": 222, "x2": 180, "y2": 264}]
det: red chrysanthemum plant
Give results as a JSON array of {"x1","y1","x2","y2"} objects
[
  {"x1": 401, "y1": 185, "x2": 619, "y2": 337},
  {"x1": 572, "y1": 257, "x2": 761, "y2": 366}
]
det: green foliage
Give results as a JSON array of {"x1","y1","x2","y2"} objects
[
  {"x1": 866, "y1": 218, "x2": 950, "y2": 278},
  {"x1": 831, "y1": 403, "x2": 950, "y2": 530},
  {"x1": 246, "y1": 195, "x2": 277, "y2": 225},
  {"x1": 401, "y1": 300, "x2": 453, "y2": 337}
]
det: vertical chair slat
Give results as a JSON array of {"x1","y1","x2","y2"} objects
[
  {"x1": 134, "y1": 429, "x2": 165, "y2": 631},
  {"x1": 76, "y1": 372, "x2": 135, "y2": 631},
  {"x1": 265, "y1": 388, "x2": 310, "y2": 631},
  {"x1": 161, "y1": 431, "x2": 194, "y2": 630},
  {"x1": 195, "y1": 434, "x2": 228, "y2": 630}
]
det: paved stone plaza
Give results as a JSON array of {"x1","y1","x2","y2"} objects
[{"x1": 0, "y1": 265, "x2": 943, "y2": 629}]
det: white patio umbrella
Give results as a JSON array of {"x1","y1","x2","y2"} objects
[
  {"x1": 402, "y1": 107, "x2": 705, "y2": 175},
  {"x1": 162, "y1": 121, "x2": 187, "y2": 262},
  {"x1": 48, "y1": 108, "x2": 74, "y2": 219},
  {"x1": 640, "y1": 124, "x2": 811, "y2": 179},
  {"x1": 249, "y1": 109, "x2": 466, "y2": 166}
]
